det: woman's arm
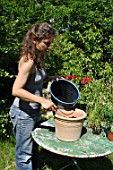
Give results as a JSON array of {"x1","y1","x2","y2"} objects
[
  {"x1": 12, "y1": 59, "x2": 39, "y2": 101},
  {"x1": 12, "y1": 59, "x2": 57, "y2": 111}
]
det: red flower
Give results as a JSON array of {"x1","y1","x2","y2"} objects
[
  {"x1": 66, "y1": 75, "x2": 79, "y2": 80},
  {"x1": 66, "y1": 75, "x2": 73, "y2": 79},
  {"x1": 81, "y1": 77, "x2": 92, "y2": 84},
  {"x1": 73, "y1": 75, "x2": 79, "y2": 79}
]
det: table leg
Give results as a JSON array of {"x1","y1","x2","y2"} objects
[
  {"x1": 59, "y1": 158, "x2": 82, "y2": 170},
  {"x1": 59, "y1": 162, "x2": 73, "y2": 170},
  {"x1": 72, "y1": 158, "x2": 82, "y2": 170}
]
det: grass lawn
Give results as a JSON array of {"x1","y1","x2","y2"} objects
[
  {"x1": 0, "y1": 137, "x2": 113, "y2": 170},
  {"x1": 0, "y1": 138, "x2": 16, "y2": 170}
]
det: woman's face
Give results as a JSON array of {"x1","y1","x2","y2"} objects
[{"x1": 35, "y1": 37, "x2": 54, "y2": 55}]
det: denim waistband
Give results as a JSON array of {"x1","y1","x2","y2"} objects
[{"x1": 10, "y1": 103, "x2": 41, "y2": 115}]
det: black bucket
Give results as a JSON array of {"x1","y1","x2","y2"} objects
[{"x1": 50, "y1": 79, "x2": 80, "y2": 110}]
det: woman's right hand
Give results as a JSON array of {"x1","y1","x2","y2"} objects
[{"x1": 41, "y1": 98, "x2": 57, "y2": 111}]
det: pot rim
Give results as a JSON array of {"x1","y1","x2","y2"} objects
[
  {"x1": 55, "y1": 108, "x2": 87, "y2": 120},
  {"x1": 57, "y1": 108, "x2": 74, "y2": 115}
]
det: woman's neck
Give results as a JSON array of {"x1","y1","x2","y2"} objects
[{"x1": 35, "y1": 53, "x2": 44, "y2": 70}]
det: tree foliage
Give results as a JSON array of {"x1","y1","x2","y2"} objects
[{"x1": 0, "y1": 0, "x2": 113, "y2": 138}]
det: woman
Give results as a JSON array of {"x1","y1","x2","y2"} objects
[{"x1": 9, "y1": 22, "x2": 59, "y2": 170}]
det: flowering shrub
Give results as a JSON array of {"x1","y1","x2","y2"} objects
[
  {"x1": 65, "y1": 75, "x2": 113, "y2": 127},
  {"x1": 65, "y1": 74, "x2": 92, "y2": 84},
  {"x1": 1, "y1": 0, "x2": 113, "y2": 138},
  {"x1": 86, "y1": 80, "x2": 113, "y2": 126}
]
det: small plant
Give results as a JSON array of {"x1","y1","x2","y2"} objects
[
  {"x1": 84, "y1": 78, "x2": 113, "y2": 128},
  {"x1": 110, "y1": 124, "x2": 113, "y2": 133}
]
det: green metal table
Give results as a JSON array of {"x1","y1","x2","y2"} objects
[{"x1": 32, "y1": 118, "x2": 113, "y2": 170}]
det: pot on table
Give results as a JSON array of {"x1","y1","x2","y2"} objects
[
  {"x1": 108, "y1": 132, "x2": 113, "y2": 142},
  {"x1": 54, "y1": 108, "x2": 87, "y2": 142}
]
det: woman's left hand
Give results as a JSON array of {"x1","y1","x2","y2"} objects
[
  {"x1": 46, "y1": 75, "x2": 63, "y2": 82},
  {"x1": 53, "y1": 75, "x2": 65, "y2": 81}
]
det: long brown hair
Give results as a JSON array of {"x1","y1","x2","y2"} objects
[{"x1": 20, "y1": 22, "x2": 56, "y2": 61}]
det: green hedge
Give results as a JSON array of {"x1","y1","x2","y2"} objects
[{"x1": 0, "y1": 0, "x2": 113, "y2": 138}]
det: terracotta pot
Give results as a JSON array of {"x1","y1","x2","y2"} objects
[
  {"x1": 56, "y1": 109, "x2": 74, "y2": 117},
  {"x1": 107, "y1": 132, "x2": 113, "y2": 142},
  {"x1": 54, "y1": 108, "x2": 87, "y2": 141}
]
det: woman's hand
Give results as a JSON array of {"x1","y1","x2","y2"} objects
[
  {"x1": 46, "y1": 75, "x2": 64, "y2": 82},
  {"x1": 53, "y1": 75, "x2": 61, "y2": 80},
  {"x1": 41, "y1": 98, "x2": 57, "y2": 111}
]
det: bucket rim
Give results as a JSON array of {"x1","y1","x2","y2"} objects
[{"x1": 50, "y1": 79, "x2": 80, "y2": 105}]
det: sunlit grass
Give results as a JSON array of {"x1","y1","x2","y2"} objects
[{"x1": 0, "y1": 138, "x2": 16, "y2": 170}]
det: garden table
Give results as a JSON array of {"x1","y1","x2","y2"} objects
[{"x1": 32, "y1": 118, "x2": 113, "y2": 170}]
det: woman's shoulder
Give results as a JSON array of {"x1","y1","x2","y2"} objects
[{"x1": 19, "y1": 56, "x2": 35, "y2": 72}]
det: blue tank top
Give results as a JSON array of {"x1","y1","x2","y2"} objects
[{"x1": 13, "y1": 63, "x2": 47, "y2": 110}]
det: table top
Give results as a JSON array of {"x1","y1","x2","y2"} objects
[{"x1": 32, "y1": 118, "x2": 113, "y2": 158}]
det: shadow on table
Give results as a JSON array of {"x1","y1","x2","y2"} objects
[
  {"x1": 37, "y1": 124, "x2": 55, "y2": 132},
  {"x1": 81, "y1": 126, "x2": 87, "y2": 137}
]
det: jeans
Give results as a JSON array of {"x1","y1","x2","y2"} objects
[{"x1": 9, "y1": 104, "x2": 41, "y2": 170}]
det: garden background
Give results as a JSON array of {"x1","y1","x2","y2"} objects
[{"x1": 0, "y1": 0, "x2": 113, "y2": 169}]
